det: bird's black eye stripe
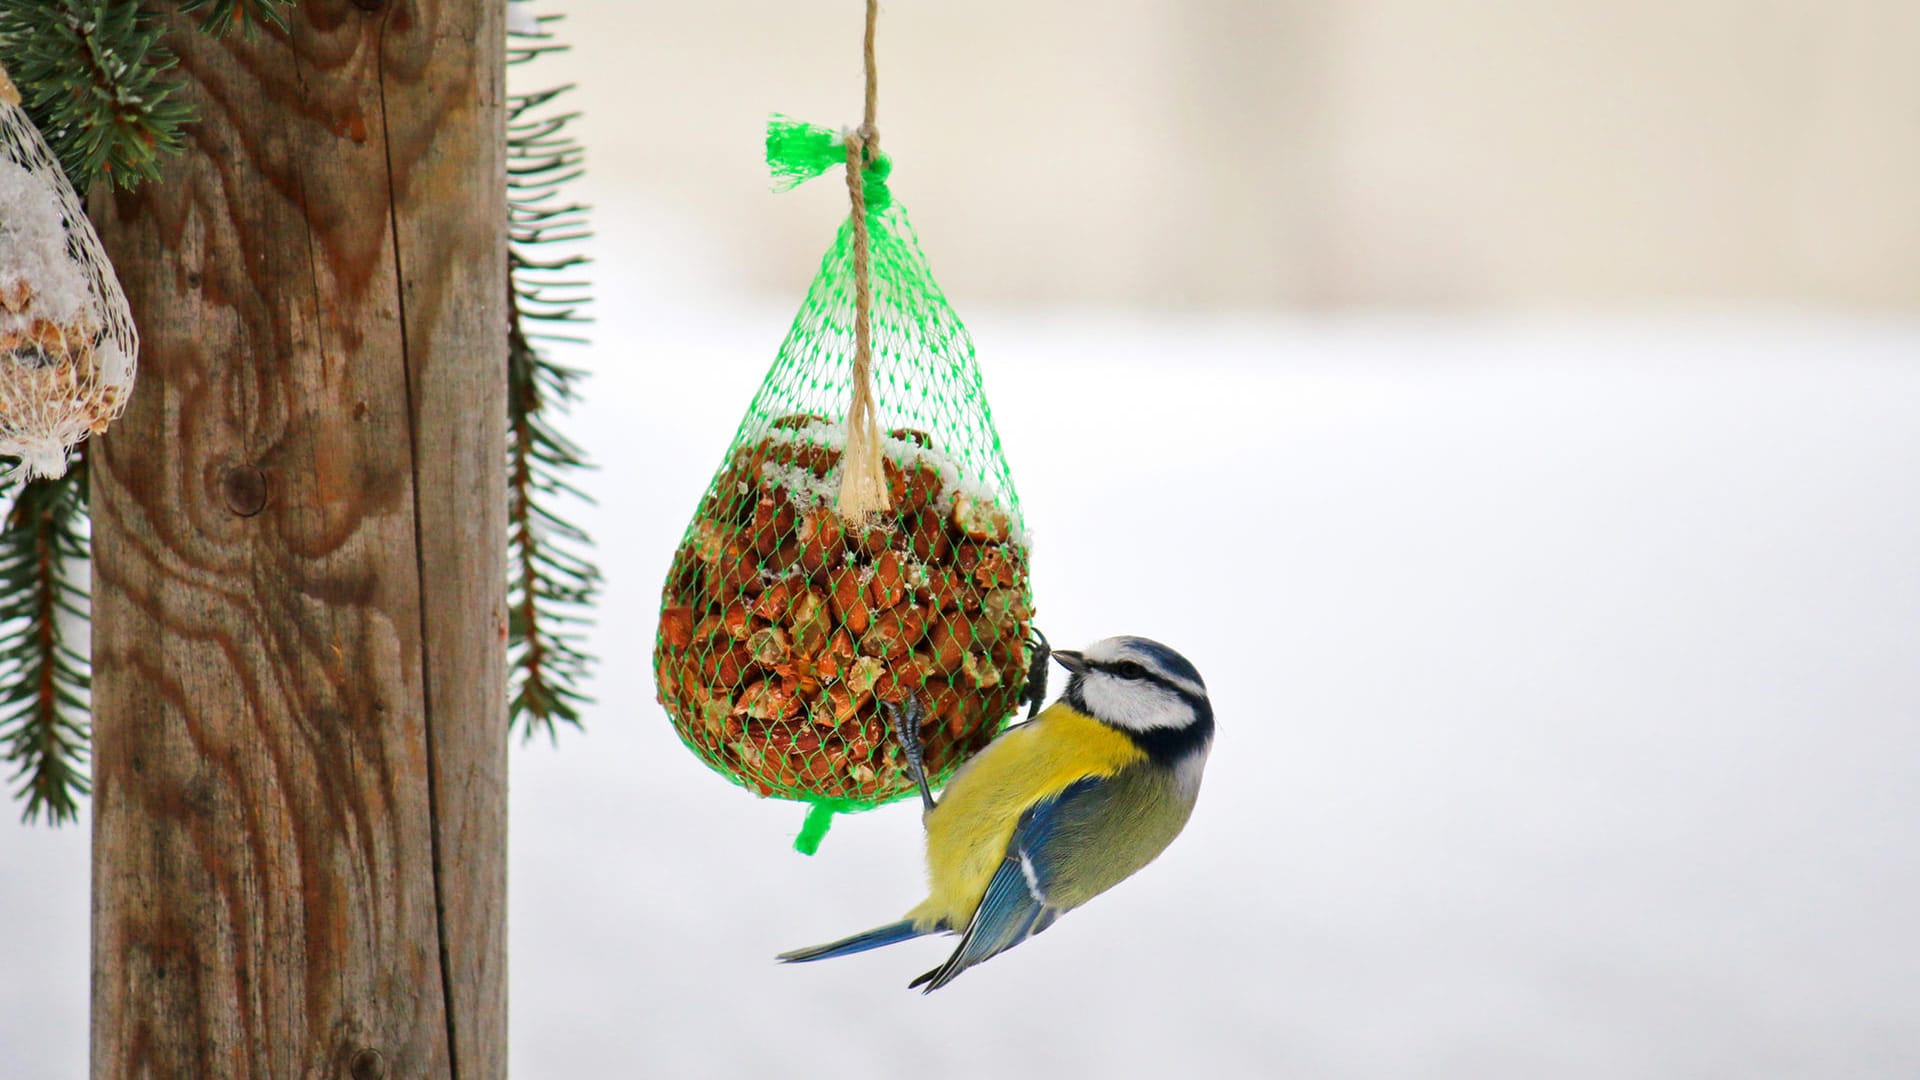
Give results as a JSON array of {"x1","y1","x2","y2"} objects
[{"x1": 1094, "y1": 659, "x2": 1201, "y2": 701}]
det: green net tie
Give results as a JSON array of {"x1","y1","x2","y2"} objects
[{"x1": 767, "y1": 115, "x2": 893, "y2": 212}]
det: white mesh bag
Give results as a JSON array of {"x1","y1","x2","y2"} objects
[{"x1": 0, "y1": 62, "x2": 138, "y2": 481}]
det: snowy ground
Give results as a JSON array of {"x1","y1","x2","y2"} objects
[{"x1": 3, "y1": 304, "x2": 1918, "y2": 1078}]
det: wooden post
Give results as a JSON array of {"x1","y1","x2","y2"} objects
[{"x1": 87, "y1": 1, "x2": 506, "y2": 1077}]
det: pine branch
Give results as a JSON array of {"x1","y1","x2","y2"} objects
[
  {"x1": 506, "y1": 2, "x2": 597, "y2": 742},
  {"x1": 0, "y1": 448, "x2": 92, "y2": 824},
  {"x1": 175, "y1": 0, "x2": 293, "y2": 35},
  {"x1": 0, "y1": 0, "x2": 194, "y2": 191}
]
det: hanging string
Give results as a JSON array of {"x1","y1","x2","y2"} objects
[
  {"x1": 860, "y1": 0, "x2": 879, "y2": 150},
  {"x1": 834, "y1": 0, "x2": 892, "y2": 524}
]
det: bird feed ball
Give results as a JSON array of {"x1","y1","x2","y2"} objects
[{"x1": 0, "y1": 68, "x2": 138, "y2": 479}]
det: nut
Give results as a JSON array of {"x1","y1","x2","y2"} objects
[
  {"x1": 747, "y1": 625, "x2": 790, "y2": 667},
  {"x1": 750, "y1": 494, "x2": 795, "y2": 558},
  {"x1": 659, "y1": 606, "x2": 693, "y2": 648},
  {"x1": 795, "y1": 508, "x2": 846, "y2": 576},
  {"x1": 952, "y1": 493, "x2": 1012, "y2": 542},
  {"x1": 828, "y1": 566, "x2": 872, "y2": 634},
  {"x1": 868, "y1": 550, "x2": 906, "y2": 609}
]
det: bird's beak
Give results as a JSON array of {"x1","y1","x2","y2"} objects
[{"x1": 1051, "y1": 650, "x2": 1088, "y2": 675}]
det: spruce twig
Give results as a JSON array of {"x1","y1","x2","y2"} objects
[
  {"x1": 506, "y1": 0, "x2": 597, "y2": 741},
  {"x1": 0, "y1": 0, "x2": 193, "y2": 190},
  {"x1": 0, "y1": 449, "x2": 91, "y2": 824},
  {"x1": 176, "y1": 0, "x2": 293, "y2": 35}
]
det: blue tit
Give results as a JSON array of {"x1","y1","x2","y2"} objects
[{"x1": 779, "y1": 635, "x2": 1214, "y2": 992}]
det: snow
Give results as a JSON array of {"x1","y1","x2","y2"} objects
[
  {"x1": 93, "y1": 337, "x2": 132, "y2": 387},
  {"x1": 755, "y1": 418, "x2": 1031, "y2": 550},
  {"x1": 2, "y1": 304, "x2": 1918, "y2": 1078},
  {"x1": 0, "y1": 157, "x2": 91, "y2": 332},
  {"x1": 757, "y1": 459, "x2": 838, "y2": 510}
]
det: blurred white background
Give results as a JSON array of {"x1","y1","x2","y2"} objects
[
  {"x1": 584, "y1": 0, "x2": 1920, "y2": 310},
  {"x1": 4, "y1": 2, "x2": 1920, "y2": 1077}
]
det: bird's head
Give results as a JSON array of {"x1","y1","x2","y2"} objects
[{"x1": 1053, "y1": 636, "x2": 1213, "y2": 761}]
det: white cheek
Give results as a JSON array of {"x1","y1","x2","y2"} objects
[{"x1": 1080, "y1": 676, "x2": 1189, "y2": 732}]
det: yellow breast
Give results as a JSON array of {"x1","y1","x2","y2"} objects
[{"x1": 905, "y1": 702, "x2": 1144, "y2": 930}]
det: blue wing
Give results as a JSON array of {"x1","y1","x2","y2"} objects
[{"x1": 908, "y1": 776, "x2": 1107, "y2": 992}]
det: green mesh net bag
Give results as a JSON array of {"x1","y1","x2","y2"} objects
[{"x1": 653, "y1": 118, "x2": 1034, "y2": 853}]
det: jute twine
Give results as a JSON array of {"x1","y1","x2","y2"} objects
[{"x1": 834, "y1": 0, "x2": 891, "y2": 523}]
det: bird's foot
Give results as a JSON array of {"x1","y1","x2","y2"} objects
[
  {"x1": 883, "y1": 695, "x2": 936, "y2": 816},
  {"x1": 1022, "y1": 627, "x2": 1052, "y2": 720}
]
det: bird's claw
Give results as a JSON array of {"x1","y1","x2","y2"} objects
[
  {"x1": 883, "y1": 695, "x2": 936, "y2": 817},
  {"x1": 1022, "y1": 627, "x2": 1052, "y2": 719}
]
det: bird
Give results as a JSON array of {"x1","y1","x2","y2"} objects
[{"x1": 778, "y1": 635, "x2": 1214, "y2": 992}]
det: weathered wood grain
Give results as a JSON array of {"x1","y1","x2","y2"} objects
[{"x1": 88, "y1": 2, "x2": 505, "y2": 1077}]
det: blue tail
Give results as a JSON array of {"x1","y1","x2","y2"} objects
[{"x1": 778, "y1": 920, "x2": 929, "y2": 964}]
